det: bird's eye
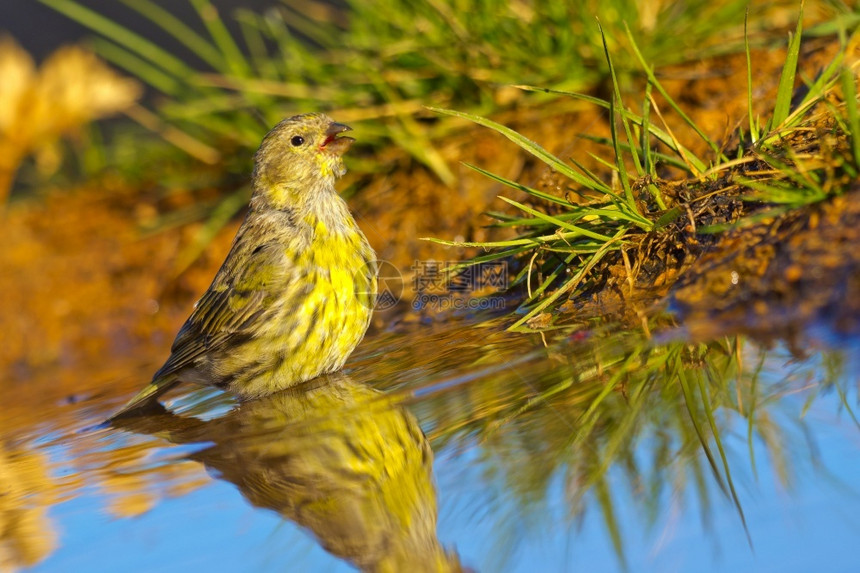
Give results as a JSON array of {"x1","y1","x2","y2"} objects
[{"x1": 290, "y1": 135, "x2": 305, "y2": 147}]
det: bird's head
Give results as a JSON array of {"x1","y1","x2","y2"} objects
[{"x1": 251, "y1": 113, "x2": 355, "y2": 210}]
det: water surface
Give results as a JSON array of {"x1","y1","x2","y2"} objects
[{"x1": 4, "y1": 313, "x2": 859, "y2": 572}]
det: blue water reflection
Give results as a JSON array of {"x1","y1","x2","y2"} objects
[{"x1": 21, "y1": 329, "x2": 860, "y2": 572}]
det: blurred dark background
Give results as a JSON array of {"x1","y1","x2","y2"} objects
[{"x1": 0, "y1": 1, "x2": 278, "y2": 61}]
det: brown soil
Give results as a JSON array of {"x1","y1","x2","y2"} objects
[{"x1": 671, "y1": 186, "x2": 860, "y2": 345}]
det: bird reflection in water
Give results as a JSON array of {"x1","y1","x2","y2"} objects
[{"x1": 113, "y1": 373, "x2": 463, "y2": 573}]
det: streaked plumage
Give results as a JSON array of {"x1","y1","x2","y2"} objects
[{"x1": 110, "y1": 113, "x2": 377, "y2": 418}]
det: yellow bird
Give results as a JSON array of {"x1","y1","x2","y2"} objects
[{"x1": 111, "y1": 113, "x2": 377, "y2": 419}]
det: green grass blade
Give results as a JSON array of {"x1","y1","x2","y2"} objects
[
  {"x1": 190, "y1": 0, "x2": 252, "y2": 76},
  {"x1": 600, "y1": 22, "x2": 643, "y2": 181},
  {"x1": 568, "y1": 156, "x2": 614, "y2": 194},
  {"x1": 579, "y1": 135, "x2": 691, "y2": 172},
  {"x1": 485, "y1": 212, "x2": 552, "y2": 226},
  {"x1": 423, "y1": 230, "x2": 607, "y2": 249},
  {"x1": 38, "y1": 0, "x2": 191, "y2": 78},
  {"x1": 746, "y1": 350, "x2": 767, "y2": 481},
  {"x1": 235, "y1": 10, "x2": 278, "y2": 80},
  {"x1": 695, "y1": 370, "x2": 751, "y2": 543},
  {"x1": 624, "y1": 23, "x2": 725, "y2": 163},
  {"x1": 841, "y1": 68, "x2": 860, "y2": 167},
  {"x1": 772, "y1": 4, "x2": 804, "y2": 127},
  {"x1": 603, "y1": 45, "x2": 635, "y2": 208},
  {"x1": 514, "y1": 84, "x2": 609, "y2": 108},
  {"x1": 278, "y1": 1, "x2": 341, "y2": 49},
  {"x1": 510, "y1": 228, "x2": 624, "y2": 329},
  {"x1": 594, "y1": 476, "x2": 627, "y2": 567},
  {"x1": 676, "y1": 368, "x2": 730, "y2": 498},
  {"x1": 449, "y1": 245, "x2": 534, "y2": 266},
  {"x1": 524, "y1": 253, "x2": 578, "y2": 301},
  {"x1": 517, "y1": 84, "x2": 707, "y2": 173},
  {"x1": 744, "y1": 8, "x2": 759, "y2": 143},
  {"x1": 738, "y1": 178, "x2": 821, "y2": 205},
  {"x1": 92, "y1": 38, "x2": 182, "y2": 94},
  {"x1": 119, "y1": 0, "x2": 224, "y2": 70},
  {"x1": 463, "y1": 163, "x2": 572, "y2": 206},
  {"x1": 485, "y1": 208, "x2": 640, "y2": 232},
  {"x1": 642, "y1": 80, "x2": 655, "y2": 177},
  {"x1": 428, "y1": 107, "x2": 602, "y2": 192},
  {"x1": 496, "y1": 196, "x2": 615, "y2": 242}
]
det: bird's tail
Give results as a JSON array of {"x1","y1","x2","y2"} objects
[{"x1": 107, "y1": 374, "x2": 180, "y2": 422}]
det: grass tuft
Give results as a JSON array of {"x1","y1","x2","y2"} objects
[{"x1": 429, "y1": 7, "x2": 860, "y2": 328}]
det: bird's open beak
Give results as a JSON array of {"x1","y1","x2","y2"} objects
[{"x1": 320, "y1": 121, "x2": 354, "y2": 155}]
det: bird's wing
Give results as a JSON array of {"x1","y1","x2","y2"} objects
[{"x1": 154, "y1": 238, "x2": 291, "y2": 380}]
